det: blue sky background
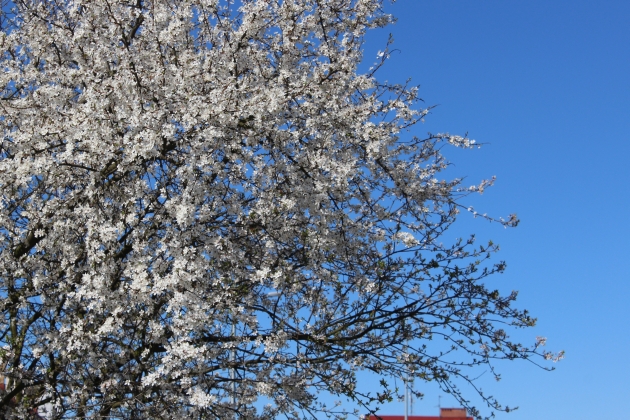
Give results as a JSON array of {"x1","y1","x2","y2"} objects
[
  {"x1": 3, "y1": 1, "x2": 626, "y2": 418},
  {"x1": 355, "y1": 1, "x2": 630, "y2": 419}
]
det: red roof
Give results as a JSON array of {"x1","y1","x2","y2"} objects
[
  {"x1": 369, "y1": 414, "x2": 475, "y2": 420},
  {"x1": 368, "y1": 408, "x2": 474, "y2": 420},
  {"x1": 368, "y1": 417, "x2": 473, "y2": 420}
]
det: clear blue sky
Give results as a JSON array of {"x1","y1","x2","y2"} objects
[{"x1": 355, "y1": 1, "x2": 630, "y2": 419}]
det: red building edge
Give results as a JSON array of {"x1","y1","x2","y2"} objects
[
  {"x1": 368, "y1": 407, "x2": 474, "y2": 420},
  {"x1": 0, "y1": 379, "x2": 45, "y2": 419}
]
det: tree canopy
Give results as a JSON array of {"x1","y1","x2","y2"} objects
[{"x1": 0, "y1": 0, "x2": 561, "y2": 418}]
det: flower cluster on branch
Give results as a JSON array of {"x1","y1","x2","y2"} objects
[{"x1": 0, "y1": 0, "x2": 559, "y2": 418}]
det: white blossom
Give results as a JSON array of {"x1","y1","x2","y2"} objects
[{"x1": 0, "y1": 0, "x2": 558, "y2": 418}]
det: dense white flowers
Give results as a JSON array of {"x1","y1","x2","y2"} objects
[
  {"x1": 393, "y1": 231, "x2": 420, "y2": 248},
  {"x1": 0, "y1": 0, "x2": 558, "y2": 418},
  {"x1": 188, "y1": 387, "x2": 218, "y2": 409}
]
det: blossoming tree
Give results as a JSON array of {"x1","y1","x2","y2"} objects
[{"x1": 0, "y1": 0, "x2": 560, "y2": 418}]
